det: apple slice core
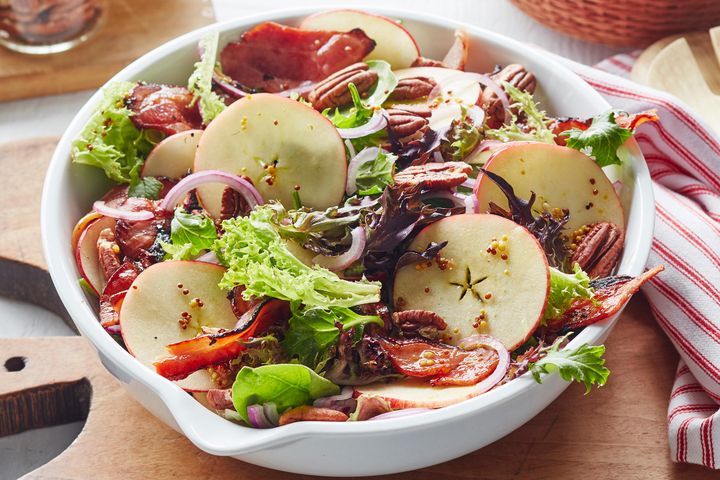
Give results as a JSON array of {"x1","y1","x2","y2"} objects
[
  {"x1": 393, "y1": 214, "x2": 549, "y2": 351},
  {"x1": 194, "y1": 93, "x2": 346, "y2": 216},
  {"x1": 142, "y1": 129, "x2": 202, "y2": 180},
  {"x1": 120, "y1": 261, "x2": 238, "y2": 391},
  {"x1": 300, "y1": 9, "x2": 420, "y2": 69},
  {"x1": 475, "y1": 142, "x2": 625, "y2": 233}
]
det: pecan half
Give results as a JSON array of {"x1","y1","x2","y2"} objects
[
  {"x1": 480, "y1": 64, "x2": 537, "y2": 128},
  {"x1": 412, "y1": 56, "x2": 445, "y2": 68},
  {"x1": 307, "y1": 62, "x2": 378, "y2": 111},
  {"x1": 393, "y1": 310, "x2": 447, "y2": 340},
  {"x1": 388, "y1": 76, "x2": 437, "y2": 102},
  {"x1": 394, "y1": 161, "x2": 472, "y2": 190},
  {"x1": 571, "y1": 222, "x2": 624, "y2": 278},
  {"x1": 219, "y1": 185, "x2": 250, "y2": 220},
  {"x1": 386, "y1": 104, "x2": 431, "y2": 143},
  {"x1": 278, "y1": 406, "x2": 349, "y2": 426},
  {"x1": 97, "y1": 227, "x2": 121, "y2": 281}
]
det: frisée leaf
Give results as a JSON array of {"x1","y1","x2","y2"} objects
[
  {"x1": 544, "y1": 264, "x2": 594, "y2": 323},
  {"x1": 529, "y1": 342, "x2": 609, "y2": 393},
  {"x1": 188, "y1": 31, "x2": 226, "y2": 124},
  {"x1": 485, "y1": 82, "x2": 555, "y2": 144}
]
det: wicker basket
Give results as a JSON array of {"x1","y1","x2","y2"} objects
[{"x1": 511, "y1": 0, "x2": 720, "y2": 47}]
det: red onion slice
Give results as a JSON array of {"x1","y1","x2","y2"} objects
[
  {"x1": 346, "y1": 147, "x2": 382, "y2": 196},
  {"x1": 344, "y1": 139, "x2": 357, "y2": 159},
  {"x1": 463, "y1": 193, "x2": 479, "y2": 214},
  {"x1": 337, "y1": 109, "x2": 387, "y2": 139},
  {"x1": 369, "y1": 408, "x2": 433, "y2": 420},
  {"x1": 160, "y1": 170, "x2": 264, "y2": 212},
  {"x1": 312, "y1": 226, "x2": 366, "y2": 271},
  {"x1": 431, "y1": 151, "x2": 444, "y2": 163},
  {"x1": 466, "y1": 105, "x2": 486, "y2": 129},
  {"x1": 457, "y1": 334, "x2": 510, "y2": 395},
  {"x1": 460, "y1": 178, "x2": 476, "y2": 189},
  {"x1": 196, "y1": 251, "x2": 219, "y2": 264},
  {"x1": 246, "y1": 404, "x2": 274, "y2": 429},
  {"x1": 92, "y1": 201, "x2": 154, "y2": 222},
  {"x1": 313, "y1": 386, "x2": 354, "y2": 408},
  {"x1": 262, "y1": 402, "x2": 280, "y2": 426}
]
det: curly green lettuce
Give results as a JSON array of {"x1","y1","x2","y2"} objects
[
  {"x1": 214, "y1": 206, "x2": 381, "y2": 308},
  {"x1": 188, "y1": 31, "x2": 226, "y2": 124},
  {"x1": 529, "y1": 342, "x2": 609, "y2": 393},
  {"x1": 71, "y1": 81, "x2": 156, "y2": 184},
  {"x1": 485, "y1": 82, "x2": 555, "y2": 144},
  {"x1": 544, "y1": 264, "x2": 594, "y2": 322}
]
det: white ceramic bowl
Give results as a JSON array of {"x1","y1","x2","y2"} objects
[{"x1": 41, "y1": 6, "x2": 654, "y2": 476}]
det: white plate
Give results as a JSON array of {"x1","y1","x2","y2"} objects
[{"x1": 41, "y1": 6, "x2": 654, "y2": 476}]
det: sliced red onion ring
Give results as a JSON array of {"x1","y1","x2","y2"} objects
[
  {"x1": 93, "y1": 201, "x2": 154, "y2": 222},
  {"x1": 313, "y1": 226, "x2": 366, "y2": 271},
  {"x1": 246, "y1": 404, "x2": 274, "y2": 429},
  {"x1": 337, "y1": 109, "x2": 387, "y2": 139},
  {"x1": 262, "y1": 402, "x2": 280, "y2": 426},
  {"x1": 196, "y1": 251, "x2": 219, "y2": 264},
  {"x1": 344, "y1": 139, "x2": 357, "y2": 159},
  {"x1": 105, "y1": 324, "x2": 122, "y2": 335},
  {"x1": 313, "y1": 387, "x2": 354, "y2": 407},
  {"x1": 346, "y1": 147, "x2": 382, "y2": 196},
  {"x1": 460, "y1": 178, "x2": 476, "y2": 189},
  {"x1": 369, "y1": 408, "x2": 432, "y2": 420},
  {"x1": 457, "y1": 334, "x2": 510, "y2": 395},
  {"x1": 160, "y1": 170, "x2": 264, "y2": 212},
  {"x1": 464, "y1": 193, "x2": 479, "y2": 214},
  {"x1": 613, "y1": 180, "x2": 623, "y2": 196},
  {"x1": 465, "y1": 105, "x2": 486, "y2": 129},
  {"x1": 432, "y1": 151, "x2": 444, "y2": 163}
]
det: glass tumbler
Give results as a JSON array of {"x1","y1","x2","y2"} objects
[{"x1": 0, "y1": 0, "x2": 106, "y2": 54}]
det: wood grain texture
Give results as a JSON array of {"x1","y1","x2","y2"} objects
[
  {"x1": 0, "y1": 0, "x2": 214, "y2": 102},
  {"x1": 0, "y1": 297, "x2": 711, "y2": 479},
  {"x1": 0, "y1": 137, "x2": 71, "y2": 326}
]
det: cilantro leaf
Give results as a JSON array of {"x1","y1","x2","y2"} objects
[
  {"x1": 355, "y1": 150, "x2": 396, "y2": 196},
  {"x1": 188, "y1": 31, "x2": 226, "y2": 124},
  {"x1": 283, "y1": 303, "x2": 383, "y2": 370},
  {"x1": 72, "y1": 81, "x2": 157, "y2": 184},
  {"x1": 128, "y1": 176, "x2": 163, "y2": 199},
  {"x1": 161, "y1": 208, "x2": 217, "y2": 260},
  {"x1": 543, "y1": 264, "x2": 594, "y2": 323},
  {"x1": 529, "y1": 342, "x2": 610, "y2": 393},
  {"x1": 485, "y1": 82, "x2": 555, "y2": 144},
  {"x1": 562, "y1": 110, "x2": 632, "y2": 167}
]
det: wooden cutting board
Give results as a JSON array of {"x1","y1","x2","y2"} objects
[
  {"x1": 0, "y1": 0, "x2": 214, "y2": 102},
  {"x1": 0, "y1": 137, "x2": 715, "y2": 479}
]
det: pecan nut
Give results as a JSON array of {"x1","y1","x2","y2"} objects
[
  {"x1": 278, "y1": 406, "x2": 349, "y2": 426},
  {"x1": 388, "y1": 76, "x2": 437, "y2": 102},
  {"x1": 412, "y1": 56, "x2": 445, "y2": 68},
  {"x1": 394, "y1": 161, "x2": 472, "y2": 190},
  {"x1": 219, "y1": 185, "x2": 250, "y2": 220},
  {"x1": 393, "y1": 310, "x2": 447, "y2": 340},
  {"x1": 307, "y1": 62, "x2": 378, "y2": 111},
  {"x1": 386, "y1": 104, "x2": 431, "y2": 143},
  {"x1": 480, "y1": 64, "x2": 537, "y2": 128},
  {"x1": 571, "y1": 222, "x2": 624, "y2": 278},
  {"x1": 97, "y1": 227, "x2": 121, "y2": 281}
]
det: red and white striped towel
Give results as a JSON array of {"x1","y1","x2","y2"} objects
[{"x1": 550, "y1": 51, "x2": 720, "y2": 468}]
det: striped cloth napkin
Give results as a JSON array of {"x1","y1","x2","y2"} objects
[{"x1": 548, "y1": 51, "x2": 720, "y2": 468}]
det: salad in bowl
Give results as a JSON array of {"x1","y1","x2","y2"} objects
[{"x1": 67, "y1": 8, "x2": 661, "y2": 431}]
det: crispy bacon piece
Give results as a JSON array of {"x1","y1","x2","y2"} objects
[
  {"x1": 394, "y1": 161, "x2": 472, "y2": 190},
  {"x1": 99, "y1": 261, "x2": 140, "y2": 330},
  {"x1": 377, "y1": 338, "x2": 465, "y2": 377},
  {"x1": 552, "y1": 109, "x2": 659, "y2": 146},
  {"x1": 430, "y1": 348, "x2": 498, "y2": 386},
  {"x1": 154, "y1": 299, "x2": 291, "y2": 381},
  {"x1": 126, "y1": 84, "x2": 202, "y2": 135},
  {"x1": 552, "y1": 118, "x2": 591, "y2": 146},
  {"x1": 219, "y1": 22, "x2": 376, "y2": 93},
  {"x1": 206, "y1": 388, "x2": 234, "y2": 410},
  {"x1": 113, "y1": 197, "x2": 172, "y2": 267},
  {"x1": 616, "y1": 109, "x2": 659, "y2": 130},
  {"x1": 546, "y1": 265, "x2": 664, "y2": 332},
  {"x1": 97, "y1": 228, "x2": 122, "y2": 281}
]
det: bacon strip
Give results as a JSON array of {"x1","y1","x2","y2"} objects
[
  {"x1": 547, "y1": 265, "x2": 664, "y2": 332},
  {"x1": 126, "y1": 84, "x2": 202, "y2": 135},
  {"x1": 219, "y1": 22, "x2": 376, "y2": 93}
]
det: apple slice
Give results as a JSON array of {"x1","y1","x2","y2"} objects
[
  {"x1": 75, "y1": 215, "x2": 116, "y2": 296},
  {"x1": 194, "y1": 93, "x2": 346, "y2": 216},
  {"x1": 120, "y1": 261, "x2": 238, "y2": 391},
  {"x1": 393, "y1": 214, "x2": 549, "y2": 350},
  {"x1": 71, "y1": 211, "x2": 102, "y2": 251},
  {"x1": 142, "y1": 129, "x2": 202, "y2": 180},
  {"x1": 474, "y1": 142, "x2": 625, "y2": 233},
  {"x1": 300, "y1": 9, "x2": 420, "y2": 69},
  {"x1": 355, "y1": 378, "x2": 487, "y2": 409}
]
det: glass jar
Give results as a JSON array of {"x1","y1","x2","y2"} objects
[{"x1": 0, "y1": 0, "x2": 106, "y2": 54}]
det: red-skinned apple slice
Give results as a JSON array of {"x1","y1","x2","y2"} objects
[
  {"x1": 119, "y1": 261, "x2": 238, "y2": 392},
  {"x1": 71, "y1": 211, "x2": 102, "y2": 251},
  {"x1": 194, "y1": 93, "x2": 346, "y2": 216},
  {"x1": 75, "y1": 215, "x2": 116, "y2": 296},
  {"x1": 300, "y1": 9, "x2": 420, "y2": 69},
  {"x1": 141, "y1": 129, "x2": 202, "y2": 180},
  {"x1": 474, "y1": 142, "x2": 625, "y2": 233},
  {"x1": 393, "y1": 214, "x2": 549, "y2": 350},
  {"x1": 355, "y1": 378, "x2": 491, "y2": 409}
]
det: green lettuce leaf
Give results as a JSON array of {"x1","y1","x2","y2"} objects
[
  {"x1": 529, "y1": 342, "x2": 610, "y2": 393},
  {"x1": 161, "y1": 208, "x2": 217, "y2": 260},
  {"x1": 364, "y1": 60, "x2": 397, "y2": 107},
  {"x1": 127, "y1": 176, "x2": 163, "y2": 199},
  {"x1": 355, "y1": 149, "x2": 396, "y2": 196},
  {"x1": 214, "y1": 205, "x2": 381, "y2": 307},
  {"x1": 442, "y1": 110, "x2": 481, "y2": 161},
  {"x1": 326, "y1": 82, "x2": 373, "y2": 129},
  {"x1": 188, "y1": 31, "x2": 226, "y2": 124},
  {"x1": 485, "y1": 82, "x2": 555, "y2": 144},
  {"x1": 562, "y1": 110, "x2": 632, "y2": 167},
  {"x1": 543, "y1": 264, "x2": 594, "y2": 322},
  {"x1": 71, "y1": 81, "x2": 156, "y2": 184},
  {"x1": 283, "y1": 303, "x2": 383, "y2": 370},
  {"x1": 231, "y1": 363, "x2": 340, "y2": 422}
]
